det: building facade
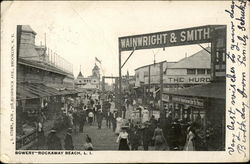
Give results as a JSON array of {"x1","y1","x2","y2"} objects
[
  {"x1": 134, "y1": 48, "x2": 211, "y2": 105},
  {"x1": 74, "y1": 64, "x2": 101, "y2": 90},
  {"x1": 135, "y1": 48, "x2": 211, "y2": 89},
  {"x1": 16, "y1": 25, "x2": 76, "y2": 149}
]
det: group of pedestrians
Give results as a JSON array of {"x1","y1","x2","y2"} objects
[
  {"x1": 46, "y1": 127, "x2": 93, "y2": 150},
  {"x1": 37, "y1": 93, "x2": 100, "y2": 150},
  {"x1": 116, "y1": 115, "x2": 168, "y2": 151}
]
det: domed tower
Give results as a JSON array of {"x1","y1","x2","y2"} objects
[{"x1": 92, "y1": 64, "x2": 100, "y2": 80}]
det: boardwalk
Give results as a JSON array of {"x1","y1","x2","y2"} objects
[{"x1": 31, "y1": 105, "x2": 155, "y2": 150}]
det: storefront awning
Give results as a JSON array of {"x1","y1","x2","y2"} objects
[
  {"x1": 164, "y1": 82, "x2": 225, "y2": 99},
  {"x1": 58, "y1": 89, "x2": 79, "y2": 95},
  {"x1": 17, "y1": 83, "x2": 79, "y2": 100}
]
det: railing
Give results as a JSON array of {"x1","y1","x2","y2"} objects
[{"x1": 16, "y1": 130, "x2": 37, "y2": 150}]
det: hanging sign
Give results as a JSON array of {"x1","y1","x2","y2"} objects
[{"x1": 119, "y1": 25, "x2": 215, "y2": 51}]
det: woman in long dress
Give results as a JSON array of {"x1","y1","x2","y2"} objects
[
  {"x1": 183, "y1": 126, "x2": 195, "y2": 151},
  {"x1": 116, "y1": 127, "x2": 130, "y2": 150},
  {"x1": 115, "y1": 116, "x2": 123, "y2": 135},
  {"x1": 153, "y1": 124, "x2": 167, "y2": 150}
]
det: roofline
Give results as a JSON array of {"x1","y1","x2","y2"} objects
[
  {"x1": 21, "y1": 25, "x2": 37, "y2": 35},
  {"x1": 135, "y1": 61, "x2": 177, "y2": 71},
  {"x1": 18, "y1": 59, "x2": 73, "y2": 77},
  {"x1": 168, "y1": 47, "x2": 211, "y2": 69}
]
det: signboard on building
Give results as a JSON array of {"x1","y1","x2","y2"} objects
[
  {"x1": 144, "y1": 75, "x2": 211, "y2": 84},
  {"x1": 163, "y1": 75, "x2": 211, "y2": 84},
  {"x1": 162, "y1": 94, "x2": 170, "y2": 102},
  {"x1": 172, "y1": 95, "x2": 204, "y2": 108}
]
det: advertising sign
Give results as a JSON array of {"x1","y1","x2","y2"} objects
[
  {"x1": 163, "y1": 75, "x2": 211, "y2": 84},
  {"x1": 144, "y1": 75, "x2": 211, "y2": 84},
  {"x1": 119, "y1": 25, "x2": 213, "y2": 51},
  {"x1": 172, "y1": 95, "x2": 204, "y2": 108}
]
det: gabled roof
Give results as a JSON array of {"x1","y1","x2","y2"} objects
[
  {"x1": 168, "y1": 47, "x2": 211, "y2": 69},
  {"x1": 135, "y1": 61, "x2": 177, "y2": 71},
  {"x1": 93, "y1": 64, "x2": 99, "y2": 70},
  {"x1": 77, "y1": 71, "x2": 84, "y2": 78},
  {"x1": 21, "y1": 25, "x2": 37, "y2": 35}
]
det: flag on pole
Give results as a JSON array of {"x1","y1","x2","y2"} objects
[{"x1": 95, "y1": 57, "x2": 101, "y2": 64}]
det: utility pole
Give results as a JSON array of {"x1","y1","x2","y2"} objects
[
  {"x1": 160, "y1": 62, "x2": 164, "y2": 117},
  {"x1": 148, "y1": 65, "x2": 151, "y2": 116},
  {"x1": 118, "y1": 50, "x2": 122, "y2": 115},
  {"x1": 102, "y1": 76, "x2": 105, "y2": 92}
]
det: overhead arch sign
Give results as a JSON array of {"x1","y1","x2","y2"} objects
[
  {"x1": 117, "y1": 25, "x2": 226, "y2": 113},
  {"x1": 119, "y1": 25, "x2": 222, "y2": 51}
]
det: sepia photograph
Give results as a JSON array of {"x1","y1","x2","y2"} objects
[{"x1": 1, "y1": 0, "x2": 249, "y2": 163}]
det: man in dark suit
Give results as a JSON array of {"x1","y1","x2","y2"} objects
[{"x1": 64, "y1": 128, "x2": 74, "y2": 150}]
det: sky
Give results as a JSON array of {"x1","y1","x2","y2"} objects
[{"x1": 2, "y1": 1, "x2": 230, "y2": 82}]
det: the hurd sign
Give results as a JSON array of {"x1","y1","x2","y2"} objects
[
  {"x1": 144, "y1": 75, "x2": 211, "y2": 84},
  {"x1": 163, "y1": 75, "x2": 211, "y2": 84},
  {"x1": 119, "y1": 25, "x2": 213, "y2": 51}
]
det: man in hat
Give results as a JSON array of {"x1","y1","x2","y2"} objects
[
  {"x1": 129, "y1": 125, "x2": 140, "y2": 150},
  {"x1": 111, "y1": 111, "x2": 117, "y2": 132},
  {"x1": 64, "y1": 128, "x2": 74, "y2": 150},
  {"x1": 97, "y1": 108, "x2": 104, "y2": 129},
  {"x1": 47, "y1": 128, "x2": 62, "y2": 150},
  {"x1": 141, "y1": 122, "x2": 151, "y2": 150},
  {"x1": 79, "y1": 109, "x2": 87, "y2": 133}
]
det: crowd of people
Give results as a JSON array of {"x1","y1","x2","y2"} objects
[
  {"x1": 36, "y1": 93, "x2": 103, "y2": 150},
  {"x1": 35, "y1": 91, "x2": 209, "y2": 151}
]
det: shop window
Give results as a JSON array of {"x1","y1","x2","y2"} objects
[
  {"x1": 187, "y1": 69, "x2": 196, "y2": 75},
  {"x1": 197, "y1": 69, "x2": 205, "y2": 75}
]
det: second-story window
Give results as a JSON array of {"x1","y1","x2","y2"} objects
[
  {"x1": 207, "y1": 69, "x2": 211, "y2": 74},
  {"x1": 187, "y1": 69, "x2": 196, "y2": 75},
  {"x1": 197, "y1": 69, "x2": 205, "y2": 75}
]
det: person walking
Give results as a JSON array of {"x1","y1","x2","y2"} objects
[
  {"x1": 153, "y1": 124, "x2": 167, "y2": 150},
  {"x1": 115, "y1": 115, "x2": 123, "y2": 135},
  {"x1": 129, "y1": 126, "x2": 140, "y2": 150},
  {"x1": 72, "y1": 109, "x2": 79, "y2": 133},
  {"x1": 121, "y1": 105, "x2": 126, "y2": 119},
  {"x1": 141, "y1": 122, "x2": 151, "y2": 150},
  {"x1": 47, "y1": 128, "x2": 62, "y2": 150},
  {"x1": 106, "y1": 111, "x2": 112, "y2": 129},
  {"x1": 37, "y1": 120, "x2": 45, "y2": 148},
  {"x1": 88, "y1": 110, "x2": 94, "y2": 126},
  {"x1": 68, "y1": 111, "x2": 74, "y2": 128},
  {"x1": 97, "y1": 108, "x2": 104, "y2": 129},
  {"x1": 105, "y1": 101, "x2": 111, "y2": 128},
  {"x1": 79, "y1": 109, "x2": 86, "y2": 133},
  {"x1": 116, "y1": 127, "x2": 130, "y2": 150},
  {"x1": 111, "y1": 111, "x2": 117, "y2": 132},
  {"x1": 183, "y1": 126, "x2": 195, "y2": 151},
  {"x1": 64, "y1": 128, "x2": 74, "y2": 150}
]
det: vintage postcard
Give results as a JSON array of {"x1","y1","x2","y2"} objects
[{"x1": 0, "y1": 0, "x2": 249, "y2": 163}]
